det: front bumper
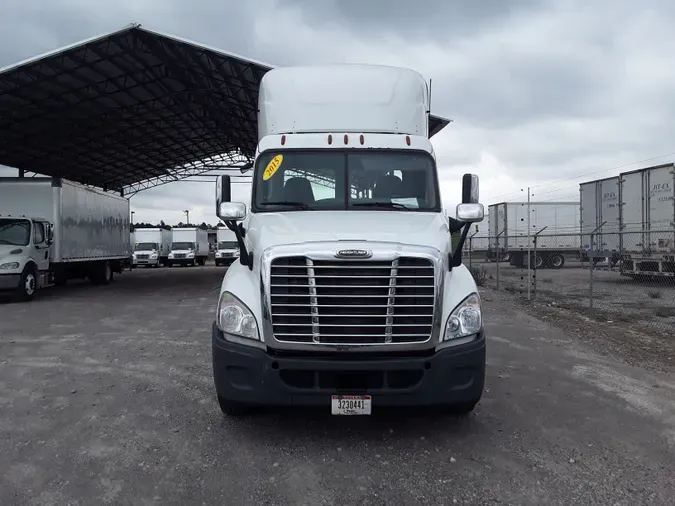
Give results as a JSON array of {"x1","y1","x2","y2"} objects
[
  {"x1": 212, "y1": 323, "x2": 486, "y2": 408},
  {"x1": 0, "y1": 273, "x2": 21, "y2": 291},
  {"x1": 133, "y1": 258, "x2": 160, "y2": 266}
]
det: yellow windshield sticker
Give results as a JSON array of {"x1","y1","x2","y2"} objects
[{"x1": 263, "y1": 155, "x2": 283, "y2": 181}]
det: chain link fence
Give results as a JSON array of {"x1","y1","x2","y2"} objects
[{"x1": 465, "y1": 230, "x2": 675, "y2": 332}]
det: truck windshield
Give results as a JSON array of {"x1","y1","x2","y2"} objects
[
  {"x1": 0, "y1": 218, "x2": 31, "y2": 246},
  {"x1": 218, "y1": 241, "x2": 239, "y2": 249},
  {"x1": 134, "y1": 242, "x2": 158, "y2": 251},
  {"x1": 251, "y1": 150, "x2": 440, "y2": 212},
  {"x1": 172, "y1": 242, "x2": 194, "y2": 250}
]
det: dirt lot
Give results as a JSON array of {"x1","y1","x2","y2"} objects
[{"x1": 1, "y1": 264, "x2": 675, "y2": 505}]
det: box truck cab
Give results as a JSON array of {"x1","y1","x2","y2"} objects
[
  {"x1": 211, "y1": 64, "x2": 485, "y2": 417},
  {"x1": 0, "y1": 177, "x2": 130, "y2": 301},
  {"x1": 132, "y1": 228, "x2": 172, "y2": 267},
  {"x1": 167, "y1": 228, "x2": 208, "y2": 267},
  {"x1": 215, "y1": 227, "x2": 240, "y2": 266}
]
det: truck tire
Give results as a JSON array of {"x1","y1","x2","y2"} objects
[
  {"x1": 534, "y1": 254, "x2": 544, "y2": 269},
  {"x1": 551, "y1": 253, "x2": 565, "y2": 269},
  {"x1": 17, "y1": 265, "x2": 38, "y2": 301},
  {"x1": 90, "y1": 261, "x2": 112, "y2": 285},
  {"x1": 218, "y1": 396, "x2": 249, "y2": 416}
]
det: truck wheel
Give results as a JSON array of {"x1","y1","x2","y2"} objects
[
  {"x1": 218, "y1": 396, "x2": 249, "y2": 416},
  {"x1": 18, "y1": 265, "x2": 38, "y2": 301},
  {"x1": 534, "y1": 254, "x2": 544, "y2": 269},
  {"x1": 551, "y1": 254, "x2": 565, "y2": 269}
]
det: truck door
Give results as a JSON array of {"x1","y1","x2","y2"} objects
[{"x1": 32, "y1": 221, "x2": 50, "y2": 272}]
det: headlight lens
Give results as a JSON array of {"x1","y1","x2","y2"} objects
[
  {"x1": 188, "y1": 253, "x2": 195, "y2": 258},
  {"x1": 151, "y1": 254, "x2": 158, "y2": 259},
  {"x1": 216, "y1": 291, "x2": 259, "y2": 340},
  {"x1": 0, "y1": 262, "x2": 20, "y2": 270},
  {"x1": 444, "y1": 293, "x2": 482, "y2": 341}
]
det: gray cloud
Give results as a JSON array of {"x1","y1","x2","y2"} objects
[{"x1": 2, "y1": 0, "x2": 675, "y2": 223}]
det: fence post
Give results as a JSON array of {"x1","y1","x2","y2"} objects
[
  {"x1": 589, "y1": 232, "x2": 594, "y2": 309},
  {"x1": 496, "y1": 233, "x2": 500, "y2": 291},
  {"x1": 588, "y1": 222, "x2": 606, "y2": 310},
  {"x1": 533, "y1": 235, "x2": 537, "y2": 299},
  {"x1": 468, "y1": 231, "x2": 478, "y2": 271}
]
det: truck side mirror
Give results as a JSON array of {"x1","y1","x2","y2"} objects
[
  {"x1": 456, "y1": 203, "x2": 484, "y2": 223},
  {"x1": 461, "y1": 173, "x2": 479, "y2": 203},
  {"x1": 46, "y1": 224, "x2": 54, "y2": 245},
  {"x1": 215, "y1": 175, "x2": 232, "y2": 213}
]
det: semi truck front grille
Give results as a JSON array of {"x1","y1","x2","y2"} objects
[
  {"x1": 269, "y1": 256, "x2": 435, "y2": 345},
  {"x1": 174, "y1": 253, "x2": 186, "y2": 259},
  {"x1": 136, "y1": 254, "x2": 149, "y2": 259}
]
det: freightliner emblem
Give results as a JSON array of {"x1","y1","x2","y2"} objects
[{"x1": 335, "y1": 249, "x2": 372, "y2": 259}]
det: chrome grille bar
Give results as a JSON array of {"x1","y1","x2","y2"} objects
[{"x1": 269, "y1": 256, "x2": 435, "y2": 345}]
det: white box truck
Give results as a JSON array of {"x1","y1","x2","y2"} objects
[
  {"x1": 580, "y1": 176, "x2": 621, "y2": 264},
  {"x1": 167, "y1": 228, "x2": 208, "y2": 267},
  {"x1": 214, "y1": 227, "x2": 240, "y2": 266},
  {"x1": 488, "y1": 201, "x2": 580, "y2": 268},
  {"x1": 618, "y1": 163, "x2": 675, "y2": 277},
  {"x1": 211, "y1": 64, "x2": 485, "y2": 417},
  {"x1": 0, "y1": 177, "x2": 130, "y2": 300},
  {"x1": 132, "y1": 227, "x2": 172, "y2": 267}
]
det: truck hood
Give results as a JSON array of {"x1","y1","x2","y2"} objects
[
  {"x1": 0, "y1": 244, "x2": 27, "y2": 270},
  {"x1": 245, "y1": 211, "x2": 451, "y2": 253}
]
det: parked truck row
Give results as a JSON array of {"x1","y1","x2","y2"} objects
[{"x1": 0, "y1": 177, "x2": 131, "y2": 300}]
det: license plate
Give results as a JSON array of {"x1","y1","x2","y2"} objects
[{"x1": 331, "y1": 395, "x2": 372, "y2": 415}]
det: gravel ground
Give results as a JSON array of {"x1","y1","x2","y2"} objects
[
  {"x1": 471, "y1": 259, "x2": 675, "y2": 335},
  {"x1": 1, "y1": 265, "x2": 675, "y2": 505}
]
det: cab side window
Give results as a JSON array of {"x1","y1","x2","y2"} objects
[{"x1": 33, "y1": 222, "x2": 45, "y2": 244}]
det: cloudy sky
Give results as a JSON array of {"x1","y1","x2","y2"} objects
[{"x1": 2, "y1": 0, "x2": 675, "y2": 229}]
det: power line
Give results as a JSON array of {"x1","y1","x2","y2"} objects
[{"x1": 484, "y1": 151, "x2": 675, "y2": 203}]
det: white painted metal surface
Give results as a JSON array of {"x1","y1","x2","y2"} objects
[
  {"x1": 0, "y1": 177, "x2": 130, "y2": 262},
  {"x1": 580, "y1": 176, "x2": 621, "y2": 252},
  {"x1": 488, "y1": 202, "x2": 580, "y2": 250},
  {"x1": 133, "y1": 228, "x2": 172, "y2": 258},
  {"x1": 171, "y1": 228, "x2": 209, "y2": 258},
  {"x1": 619, "y1": 164, "x2": 675, "y2": 254},
  {"x1": 257, "y1": 65, "x2": 429, "y2": 140}
]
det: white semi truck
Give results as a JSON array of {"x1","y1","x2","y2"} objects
[
  {"x1": 0, "y1": 177, "x2": 130, "y2": 300},
  {"x1": 132, "y1": 227, "x2": 172, "y2": 267},
  {"x1": 214, "y1": 227, "x2": 240, "y2": 266},
  {"x1": 211, "y1": 64, "x2": 485, "y2": 417},
  {"x1": 167, "y1": 228, "x2": 208, "y2": 267}
]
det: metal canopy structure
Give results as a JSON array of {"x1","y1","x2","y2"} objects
[{"x1": 0, "y1": 23, "x2": 451, "y2": 196}]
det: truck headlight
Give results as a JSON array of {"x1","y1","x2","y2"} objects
[
  {"x1": 444, "y1": 293, "x2": 482, "y2": 341},
  {"x1": 188, "y1": 252, "x2": 195, "y2": 258},
  {"x1": 216, "y1": 291, "x2": 259, "y2": 340},
  {"x1": 151, "y1": 254, "x2": 158, "y2": 259},
  {"x1": 0, "y1": 262, "x2": 20, "y2": 270}
]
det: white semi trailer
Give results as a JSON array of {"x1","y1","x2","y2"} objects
[
  {"x1": 0, "y1": 177, "x2": 130, "y2": 300},
  {"x1": 167, "y1": 228, "x2": 208, "y2": 267},
  {"x1": 211, "y1": 64, "x2": 485, "y2": 417},
  {"x1": 214, "y1": 227, "x2": 239, "y2": 266},
  {"x1": 488, "y1": 201, "x2": 580, "y2": 269},
  {"x1": 618, "y1": 164, "x2": 675, "y2": 277},
  {"x1": 132, "y1": 227, "x2": 172, "y2": 267}
]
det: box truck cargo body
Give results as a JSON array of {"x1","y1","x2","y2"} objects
[
  {"x1": 132, "y1": 228, "x2": 172, "y2": 267},
  {"x1": 0, "y1": 177, "x2": 130, "y2": 300},
  {"x1": 487, "y1": 202, "x2": 580, "y2": 268},
  {"x1": 619, "y1": 163, "x2": 675, "y2": 276},
  {"x1": 580, "y1": 176, "x2": 621, "y2": 258},
  {"x1": 214, "y1": 227, "x2": 239, "y2": 266},
  {"x1": 168, "y1": 228, "x2": 208, "y2": 266}
]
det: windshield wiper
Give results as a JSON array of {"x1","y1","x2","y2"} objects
[
  {"x1": 259, "y1": 201, "x2": 311, "y2": 210},
  {"x1": 352, "y1": 202, "x2": 412, "y2": 211}
]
